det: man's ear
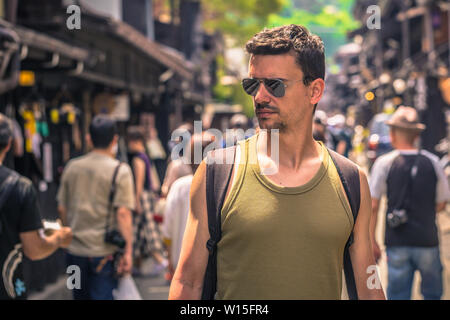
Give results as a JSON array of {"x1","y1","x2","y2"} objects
[
  {"x1": 3, "y1": 137, "x2": 12, "y2": 154},
  {"x1": 309, "y1": 78, "x2": 325, "y2": 106},
  {"x1": 110, "y1": 134, "x2": 119, "y2": 148},
  {"x1": 85, "y1": 134, "x2": 93, "y2": 149},
  {"x1": 389, "y1": 129, "x2": 396, "y2": 146}
]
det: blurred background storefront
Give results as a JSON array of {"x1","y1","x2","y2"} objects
[{"x1": 0, "y1": 0, "x2": 219, "y2": 293}]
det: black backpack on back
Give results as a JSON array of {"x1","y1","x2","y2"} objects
[{"x1": 202, "y1": 145, "x2": 361, "y2": 300}]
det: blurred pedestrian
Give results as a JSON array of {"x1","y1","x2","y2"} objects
[
  {"x1": 370, "y1": 106, "x2": 450, "y2": 300},
  {"x1": 145, "y1": 127, "x2": 164, "y2": 189},
  {"x1": 57, "y1": 115, "x2": 135, "y2": 300},
  {"x1": 169, "y1": 24, "x2": 385, "y2": 300},
  {"x1": 127, "y1": 126, "x2": 167, "y2": 277},
  {"x1": 328, "y1": 114, "x2": 352, "y2": 158},
  {"x1": 313, "y1": 109, "x2": 333, "y2": 149},
  {"x1": 0, "y1": 113, "x2": 72, "y2": 300},
  {"x1": 161, "y1": 124, "x2": 193, "y2": 198},
  {"x1": 162, "y1": 132, "x2": 213, "y2": 280},
  {"x1": 222, "y1": 114, "x2": 252, "y2": 148}
]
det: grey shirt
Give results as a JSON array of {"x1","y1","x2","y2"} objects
[
  {"x1": 57, "y1": 152, "x2": 135, "y2": 257},
  {"x1": 370, "y1": 149, "x2": 450, "y2": 203}
]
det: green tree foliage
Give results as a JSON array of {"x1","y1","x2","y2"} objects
[
  {"x1": 267, "y1": 0, "x2": 360, "y2": 59},
  {"x1": 206, "y1": 0, "x2": 360, "y2": 114},
  {"x1": 212, "y1": 55, "x2": 254, "y2": 117},
  {"x1": 202, "y1": 0, "x2": 286, "y2": 45},
  {"x1": 203, "y1": 0, "x2": 285, "y2": 114}
]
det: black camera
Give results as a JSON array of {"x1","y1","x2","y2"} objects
[
  {"x1": 104, "y1": 229, "x2": 126, "y2": 249},
  {"x1": 387, "y1": 209, "x2": 408, "y2": 228}
]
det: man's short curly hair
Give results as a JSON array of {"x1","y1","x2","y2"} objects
[{"x1": 246, "y1": 24, "x2": 325, "y2": 86}]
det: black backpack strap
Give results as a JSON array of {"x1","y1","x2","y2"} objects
[
  {"x1": 328, "y1": 148, "x2": 361, "y2": 300},
  {"x1": 201, "y1": 146, "x2": 236, "y2": 300},
  {"x1": 0, "y1": 172, "x2": 20, "y2": 236}
]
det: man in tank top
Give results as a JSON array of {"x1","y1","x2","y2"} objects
[{"x1": 169, "y1": 24, "x2": 386, "y2": 300}]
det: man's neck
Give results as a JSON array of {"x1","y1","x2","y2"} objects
[
  {"x1": 92, "y1": 148, "x2": 113, "y2": 158},
  {"x1": 394, "y1": 143, "x2": 417, "y2": 151},
  {"x1": 131, "y1": 146, "x2": 145, "y2": 153},
  {"x1": 257, "y1": 126, "x2": 320, "y2": 171}
]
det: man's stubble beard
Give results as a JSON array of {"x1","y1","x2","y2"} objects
[{"x1": 257, "y1": 117, "x2": 287, "y2": 133}]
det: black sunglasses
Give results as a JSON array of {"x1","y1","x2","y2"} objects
[{"x1": 242, "y1": 78, "x2": 303, "y2": 98}]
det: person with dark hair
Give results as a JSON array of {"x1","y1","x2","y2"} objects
[
  {"x1": 0, "y1": 113, "x2": 72, "y2": 300},
  {"x1": 57, "y1": 114, "x2": 135, "y2": 300},
  {"x1": 169, "y1": 25, "x2": 385, "y2": 300},
  {"x1": 88, "y1": 115, "x2": 120, "y2": 149},
  {"x1": 126, "y1": 126, "x2": 167, "y2": 277}
]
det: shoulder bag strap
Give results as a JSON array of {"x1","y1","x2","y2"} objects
[{"x1": 105, "y1": 163, "x2": 122, "y2": 233}]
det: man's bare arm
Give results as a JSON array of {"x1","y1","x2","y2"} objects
[
  {"x1": 114, "y1": 206, "x2": 133, "y2": 275},
  {"x1": 436, "y1": 202, "x2": 446, "y2": 213},
  {"x1": 349, "y1": 168, "x2": 386, "y2": 300},
  {"x1": 169, "y1": 160, "x2": 210, "y2": 300},
  {"x1": 20, "y1": 227, "x2": 72, "y2": 261},
  {"x1": 370, "y1": 198, "x2": 381, "y2": 262}
]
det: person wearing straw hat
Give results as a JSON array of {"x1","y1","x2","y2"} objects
[{"x1": 369, "y1": 106, "x2": 450, "y2": 300}]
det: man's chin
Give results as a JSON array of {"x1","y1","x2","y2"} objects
[{"x1": 258, "y1": 119, "x2": 284, "y2": 132}]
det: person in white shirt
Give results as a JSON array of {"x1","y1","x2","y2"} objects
[{"x1": 162, "y1": 132, "x2": 213, "y2": 278}]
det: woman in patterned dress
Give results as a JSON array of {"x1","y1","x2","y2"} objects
[{"x1": 127, "y1": 126, "x2": 167, "y2": 276}]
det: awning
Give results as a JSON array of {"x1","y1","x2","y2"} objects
[
  {"x1": 0, "y1": 19, "x2": 93, "y2": 65},
  {"x1": 80, "y1": 5, "x2": 194, "y2": 81},
  {"x1": 111, "y1": 21, "x2": 194, "y2": 80}
]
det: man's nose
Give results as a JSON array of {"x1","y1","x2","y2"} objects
[{"x1": 254, "y1": 81, "x2": 272, "y2": 104}]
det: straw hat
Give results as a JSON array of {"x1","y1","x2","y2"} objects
[{"x1": 385, "y1": 106, "x2": 426, "y2": 132}]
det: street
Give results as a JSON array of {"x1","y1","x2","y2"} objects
[{"x1": 28, "y1": 257, "x2": 170, "y2": 300}]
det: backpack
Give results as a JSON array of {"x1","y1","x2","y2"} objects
[{"x1": 202, "y1": 145, "x2": 361, "y2": 300}]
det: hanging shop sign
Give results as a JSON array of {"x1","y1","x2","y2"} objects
[
  {"x1": 19, "y1": 71, "x2": 35, "y2": 86},
  {"x1": 92, "y1": 92, "x2": 130, "y2": 121},
  {"x1": 93, "y1": 92, "x2": 115, "y2": 115},
  {"x1": 110, "y1": 93, "x2": 130, "y2": 121}
]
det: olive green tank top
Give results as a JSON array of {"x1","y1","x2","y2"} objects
[{"x1": 216, "y1": 134, "x2": 353, "y2": 299}]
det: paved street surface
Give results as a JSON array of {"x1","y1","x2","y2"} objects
[
  {"x1": 28, "y1": 258, "x2": 170, "y2": 300},
  {"x1": 134, "y1": 259, "x2": 170, "y2": 300}
]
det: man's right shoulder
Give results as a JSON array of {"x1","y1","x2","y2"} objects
[
  {"x1": 62, "y1": 154, "x2": 90, "y2": 171},
  {"x1": 171, "y1": 174, "x2": 194, "y2": 194},
  {"x1": 118, "y1": 161, "x2": 132, "y2": 175},
  {"x1": 6, "y1": 171, "x2": 36, "y2": 199},
  {"x1": 371, "y1": 150, "x2": 399, "y2": 173}
]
